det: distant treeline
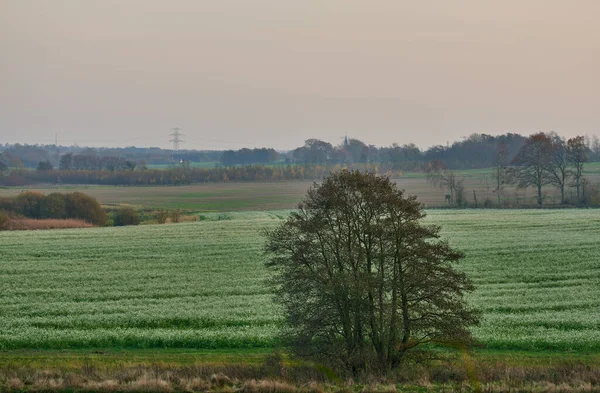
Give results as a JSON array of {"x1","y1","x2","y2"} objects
[
  {"x1": 0, "y1": 145, "x2": 221, "y2": 169},
  {"x1": 0, "y1": 164, "x2": 391, "y2": 186},
  {"x1": 220, "y1": 148, "x2": 279, "y2": 166},
  {"x1": 2, "y1": 132, "x2": 600, "y2": 176}
]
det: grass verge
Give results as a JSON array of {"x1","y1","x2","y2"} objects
[{"x1": 0, "y1": 349, "x2": 599, "y2": 392}]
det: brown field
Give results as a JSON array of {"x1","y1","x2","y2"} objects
[{"x1": 1, "y1": 218, "x2": 93, "y2": 230}]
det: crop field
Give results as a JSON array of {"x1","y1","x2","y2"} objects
[{"x1": 1, "y1": 210, "x2": 599, "y2": 353}]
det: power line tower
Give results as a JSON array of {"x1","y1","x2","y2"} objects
[
  {"x1": 169, "y1": 127, "x2": 184, "y2": 151},
  {"x1": 169, "y1": 127, "x2": 185, "y2": 164}
]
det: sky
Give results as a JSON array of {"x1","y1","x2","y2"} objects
[{"x1": 1, "y1": 0, "x2": 598, "y2": 151}]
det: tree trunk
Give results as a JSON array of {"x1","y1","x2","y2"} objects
[{"x1": 537, "y1": 184, "x2": 543, "y2": 206}]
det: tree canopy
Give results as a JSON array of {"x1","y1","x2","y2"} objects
[{"x1": 264, "y1": 170, "x2": 479, "y2": 373}]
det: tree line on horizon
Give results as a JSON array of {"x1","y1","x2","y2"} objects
[
  {"x1": 1, "y1": 132, "x2": 600, "y2": 207},
  {"x1": 2, "y1": 132, "x2": 600, "y2": 171}
]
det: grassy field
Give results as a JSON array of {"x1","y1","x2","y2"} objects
[{"x1": 1, "y1": 210, "x2": 598, "y2": 353}]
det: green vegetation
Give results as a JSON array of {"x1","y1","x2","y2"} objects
[
  {"x1": 0, "y1": 191, "x2": 107, "y2": 226},
  {"x1": 0, "y1": 210, "x2": 598, "y2": 353},
  {"x1": 112, "y1": 206, "x2": 141, "y2": 226}
]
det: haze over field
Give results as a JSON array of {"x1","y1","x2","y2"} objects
[{"x1": 1, "y1": 0, "x2": 599, "y2": 149}]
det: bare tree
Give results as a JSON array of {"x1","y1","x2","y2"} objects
[
  {"x1": 492, "y1": 141, "x2": 509, "y2": 206},
  {"x1": 567, "y1": 136, "x2": 588, "y2": 202},
  {"x1": 425, "y1": 160, "x2": 463, "y2": 206},
  {"x1": 509, "y1": 132, "x2": 553, "y2": 206},
  {"x1": 591, "y1": 135, "x2": 600, "y2": 161},
  {"x1": 545, "y1": 134, "x2": 569, "y2": 204},
  {"x1": 264, "y1": 171, "x2": 479, "y2": 373}
]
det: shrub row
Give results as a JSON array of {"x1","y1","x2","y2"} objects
[{"x1": 0, "y1": 191, "x2": 107, "y2": 226}]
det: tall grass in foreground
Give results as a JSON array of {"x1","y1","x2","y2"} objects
[{"x1": 0, "y1": 356, "x2": 599, "y2": 392}]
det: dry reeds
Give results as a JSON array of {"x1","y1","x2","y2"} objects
[
  {"x1": 0, "y1": 360, "x2": 599, "y2": 393},
  {"x1": 2, "y1": 218, "x2": 93, "y2": 230}
]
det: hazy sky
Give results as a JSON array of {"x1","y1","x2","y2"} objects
[{"x1": 1, "y1": 1, "x2": 598, "y2": 150}]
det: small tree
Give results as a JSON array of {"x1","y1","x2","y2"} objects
[
  {"x1": 567, "y1": 136, "x2": 588, "y2": 202},
  {"x1": 113, "y1": 206, "x2": 141, "y2": 226},
  {"x1": 170, "y1": 209, "x2": 182, "y2": 223},
  {"x1": 36, "y1": 160, "x2": 54, "y2": 171},
  {"x1": 0, "y1": 210, "x2": 10, "y2": 230},
  {"x1": 264, "y1": 170, "x2": 479, "y2": 373},
  {"x1": 425, "y1": 160, "x2": 463, "y2": 206},
  {"x1": 155, "y1": 210, "x2": 169, "y2": 224},
  {"x1": 590, "y1": 135, "x2": 600, "y2": 161},
  {"x1": 492, "y1": 142, "x2": 509, "y2": 206},
  {"x1": 59, "y1": 153, "x2": 73, "y2": 170},
  {"x1": 0, "y1": 160, "x2": 8, "y2": 175}
]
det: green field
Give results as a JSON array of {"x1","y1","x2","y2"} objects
[{"x1": 1, "y1": 210, "x2": 599, "y2": 352}]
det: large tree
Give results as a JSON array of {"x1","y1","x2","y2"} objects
[
  {"x1": 264, "y1": 171, "x2": 479, "y2": 373},
  {"x1": 510, "y1": 132, "x2": 554, "y2": 206},
  {"x1": 545, "y1": 134, "x2": 569, "y2": 204}
]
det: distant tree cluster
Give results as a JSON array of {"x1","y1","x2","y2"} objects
[
  {"x1": 58, "y1": 153, "x2": 136, "y2": 171},
  {"x1": 0, "y1": 191, "x2": 107, "y2": 225},
  {"x1": 509, "y1": 133, "x2": 592, "y2": 206},
  {"x1": 423, "y1": 132, "x2": 597, "y2": 207},
  {"x1": 220, "y1": 148, "x2": 279, "y2": 166},
  {"x1": 291, "y1": 139, "x2": 422, "y2": 170}
]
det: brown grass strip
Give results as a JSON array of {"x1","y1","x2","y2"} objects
[{"x1": 3, "y1": 218, "x2": 93, "y2": 230}]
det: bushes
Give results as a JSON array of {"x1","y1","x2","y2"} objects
[
  {"x1": 4, "y1": 191, "x2": 106, "y2": 226},
  {"x1": 113, "y1": 207, "x2": 141, "y2": 226},
  {"x1": 170, "y1": 210, "x2": 182, "y2": 223},
  {"x1": 64, "y1": 192, "x2": 107, "y2": 226},
  {"x1": 0, "y1": 210, "x2": 9, "y2": 230},
  {"x1": 13, "y1": 191, "x2": 45, "y2": 218},
  {"x1": 155, "y1": 210, "x2": 169, "y2": 224},
  {"x1": 39, "y1": 192, "x2": 67, "y2": 219}
]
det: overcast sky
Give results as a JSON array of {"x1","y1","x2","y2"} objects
[{"x1": 1, "y1": 1, "x2": 598, "y2": 150}]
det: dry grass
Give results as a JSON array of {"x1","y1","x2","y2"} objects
[
  {"x1": 0, "y1": 360, "x2": 598, "y2": 392},
  {"x1": 2, "y1": 218, "x2": 93, "y2": 230}
]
